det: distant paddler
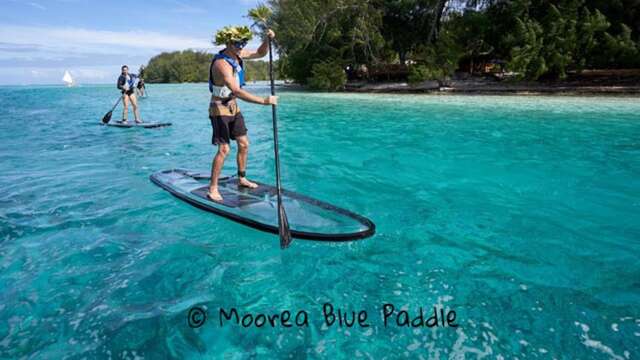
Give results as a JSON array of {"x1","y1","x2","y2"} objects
[
  {"x1": 116, "y1": 65, "x2": 142, "y2": 124},
  {"x1": 136, "y1": 78, "x2": 146, "y2": 98},
  {"x1": 207, "y1": 26, "x2": 277, "y2": 202},
  {"x1": 136, "y1": 65, "x2": 147, "y2": 97}
]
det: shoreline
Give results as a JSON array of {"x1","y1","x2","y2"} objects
[
  {"x1": 5, "y1": 81, "x2": 638, "y2": 96},
  {"x1": 343, "y1": 80, "x2": 640, "y2": 96}
]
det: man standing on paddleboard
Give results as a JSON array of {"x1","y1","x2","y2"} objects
[
  {"x1": 207, "y1": 26, "x2": 277, "y2": 202},
  {"x1": 116, "y1": 65, "x2": 143, "y2": 123}
]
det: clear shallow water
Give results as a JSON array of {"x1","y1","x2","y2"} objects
[{"x1": 1, "y1": 84, "x2": 639, "y2": 359}]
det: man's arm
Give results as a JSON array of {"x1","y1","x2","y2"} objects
[
  {"x1": 215, "y1": 61, "x2": 275, "y2": 105},
  {"x1": 117, "y1": 75, "x2": 125, "y2": 90},
  {"x1": 240, "y1": 41, "x2": 268, "y2": 60},
  {"x1": 240, "y1": 29, "x2": 275, "y2": 60}
]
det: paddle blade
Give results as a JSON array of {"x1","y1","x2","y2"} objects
[
  {"x1": 101, "y1": 110, "x2": 113, "y2": 124},
  {"x1": 278, "y1": 204, "x2": 292, "y2": 249}
]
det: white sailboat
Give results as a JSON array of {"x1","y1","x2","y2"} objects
[{"x1": 62, "y1": 70, "x2": 75, "y2": 87}]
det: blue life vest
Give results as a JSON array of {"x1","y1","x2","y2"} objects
[
  {"x1": 117, "y1": 73, "x2": 138, "y2": 91},
  {"x1": 208, "y1": 49, "x2": 245, "y2": 93},
  {"x1": 126, "y1": 74, "x2": 138, "y2": 89}
]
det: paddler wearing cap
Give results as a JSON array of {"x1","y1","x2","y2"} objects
[{"x1": 207, "y1": 25, "x2": 277, "y2": 202}]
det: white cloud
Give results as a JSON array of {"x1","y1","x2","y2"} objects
[
  {"x1": 0, "y1": 25, "x2": 214, "y2": 62},
  {"x1": 167, "y1": 0, "x2": 206, "y2": 13},
  {"x1": 27, "y1": 2, "x2": 46, "y2": 10},
  {"x1": 6, "y1": 0, "x2": 46, "y2": 10},
  {"x1": 0, "y1": 24, "x2": 272, "y2": 84}
]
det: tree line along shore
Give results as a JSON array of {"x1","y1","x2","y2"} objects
[
  {"x1": 143, "y1": 0, "x2": 640, "y2": 94},
  {"x1": 143, "y1": 51, "x2": 279, "y2": 84}
]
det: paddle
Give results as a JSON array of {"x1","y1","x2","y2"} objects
[
  {"x1": 101, "y1": 96, "x2": 122, "y2": 124},
  {"x1": 268, "y1": 38, "x2": 292, "y2": 249}
]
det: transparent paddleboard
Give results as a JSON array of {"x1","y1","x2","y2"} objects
[{"x1": 150, "y1": 169, "x2": 375, "y2": 241}]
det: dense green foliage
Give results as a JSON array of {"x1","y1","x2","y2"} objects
[
  {"x1": 502, "y1": 1, "x2": 639, "y2": 79},
  {"x1": 145, "y1": 1, "x2": 640, "y2": 88},
  {"x1": 144, "y1": 50, "x2": 276, "y2": 83},
  {"x1": 308, "y1": 60, "x2": 348, "y2": 90},
  {"x1": 408, "y1": 65, "x2": 446, "y2": 83},
  {"x1": 268, "y1": 0, "x2": 385, "y2": 85},
  {"x1": 144, "y1": 50, "x2": 209, "y2": 83},
  {"x1": 244, "y1": 60, "x2": 274, "y2": 82},
  {"x1": 261, "y1": 0, "x2": 640, "y2": 88}
]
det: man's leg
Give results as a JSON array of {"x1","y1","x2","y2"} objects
[
  {"x1": 122, "y1": 94, "x2": 129, "y2": 122},
  {"x1": 130, "y1": 94, "x2": 142, "y2": 122},
  {"x1": 235, "y1": 135, "x2": 258, "y2": 188},
  {"x1": 208, "y1": 143, "x2": 230, "y2": 202}
]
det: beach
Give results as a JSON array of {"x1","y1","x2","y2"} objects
[{"x1": 345, "y1": 70, "x2": 640, "y2": 95}]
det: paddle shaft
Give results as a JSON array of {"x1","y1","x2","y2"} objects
[
  {"x1": 268, "y1": 40, "x2": 282, "y2": 195},
  {"x1": 268, "y1": 38, "x2": 291, "y2": 248},
  {"x1": 110, "y1": 96, "x2": 122, "y2": 112}
]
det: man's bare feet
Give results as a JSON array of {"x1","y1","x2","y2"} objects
[
  {"x1": 238, "y1": 177, "x2": 258, "y2": 189},
  {"x1": 207, "y1": 188, "x2": 223, "y2": 202},
  {"x1": 135, "y1": 119, "x2": 143, "y2": 124}
]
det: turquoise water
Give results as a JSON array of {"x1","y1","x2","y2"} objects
[{"x1": 1, "y1": 84, "x2": 639, "y2": 359}]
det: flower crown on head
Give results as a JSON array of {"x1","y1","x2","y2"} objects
[{"x1": 214, "y1": 26, "x2": 253, "y2": 46}]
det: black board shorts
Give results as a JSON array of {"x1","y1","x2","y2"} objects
[{"x1": 209, "y1": 98, "x2": 247, "y2": 145}]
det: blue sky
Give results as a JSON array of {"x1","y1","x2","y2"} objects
[{"x1": 0, "y1": 0, "x2": 262, "y2": 84}]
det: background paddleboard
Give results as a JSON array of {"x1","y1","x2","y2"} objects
[
  {"x1": 150, "y1": 169, "x2": 375, "y2": 241},
  {"x1": 103, "y1": 122, "x2": 171, "y2": 128}
]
